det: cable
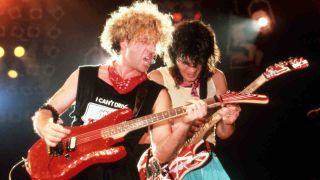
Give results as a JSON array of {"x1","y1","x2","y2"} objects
[{"x1": 8, "y1": 157, "x2": 26, "y2": 180}]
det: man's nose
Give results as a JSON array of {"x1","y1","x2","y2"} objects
[{"x1": 187, "y1": 66, "x2": 198, "y2": 73}]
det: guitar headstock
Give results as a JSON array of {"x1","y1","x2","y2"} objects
[
  {"x1": 263, "y1": 57, "x2": 309, "y2": 80},
  {"x1": 219, "y1": 91, "x2": 269, "y2": 104}
]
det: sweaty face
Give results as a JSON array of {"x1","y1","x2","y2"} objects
[
  {"x1": 123, "y1": 38, "x2": 156, "y2": 73},
  {"x1": 176, "y1": 57, "x2": 202, "y2": 82}
]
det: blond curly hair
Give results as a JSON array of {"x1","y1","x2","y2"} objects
[{"x1": 100, "y1": 0, "x2": 173, "y2": 56}]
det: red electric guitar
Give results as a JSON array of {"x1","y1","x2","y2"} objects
[
  {"x1": 137, "y1": 57, "x2": 309, "y2": 180},
  {"x1": 25, "y1": 91, "x2": 268, "y2": 180}
]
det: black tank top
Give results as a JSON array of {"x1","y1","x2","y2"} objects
[{"x1": 70, "y1": 65, "x2": 165, "y2": 180}]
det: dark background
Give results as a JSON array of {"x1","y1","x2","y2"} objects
[{"x1": 0, "y1": 0, "x2": 319, "y2": 179}]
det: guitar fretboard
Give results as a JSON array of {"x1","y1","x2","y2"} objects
[
  {"x1": 101, "y1": 107, "x2": 186, "y2": 138},
  {"x1": 242, "y1": 74, "x2": 268, "y2": 93}
]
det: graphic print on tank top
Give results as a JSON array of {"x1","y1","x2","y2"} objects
[{"x1": 81, "y1": 97, "x2": 129, "y2": 125}]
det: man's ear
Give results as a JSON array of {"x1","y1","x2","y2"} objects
[{"x1": 120, "y1": 40, "x2": 128, "y2": 49}]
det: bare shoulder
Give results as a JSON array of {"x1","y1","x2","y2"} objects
[
  {"x1": 48, "y1": 68, "x2": 80, "y2": 113},
  {"x1": 153, "y1": 88, "x2": 171, "y2": 111},
  {"x1": 212, "y1": 69, "x2": 226, "y2": 80},
  {"x1": 148, "y1": 69, "x2": 164, "y2": 85},
  {"x1": 211, "y1": 68, "x2": 227, "y2": 95},
  {"x1": 71, "y1": 68, "x2": 80, "y2": 78},
  {"x1": 65, "y1": 68, "x2": 81, "y2": 86}
]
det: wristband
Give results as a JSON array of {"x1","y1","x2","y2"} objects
[{"x1": 39, "y1": 104, "x2": 59, "y2": 122}]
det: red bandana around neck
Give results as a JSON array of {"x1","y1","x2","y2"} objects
[
  {"x1": 108, "y1": 64, "x2": 147, "y2": 94},
  {"x1": 179, "y1": 79, "x2": 200, "y2": 97}
]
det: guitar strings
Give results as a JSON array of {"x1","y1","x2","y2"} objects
[
  {"x1": 64, "y1": 107, "x2": 186, "y2": 145},
  {"x1": 63, "y1": 93, "x2": 254, "y2": 145}
]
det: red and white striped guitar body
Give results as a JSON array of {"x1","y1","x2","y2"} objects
[{"x1": 138, "y1": 140, "x2": 210, "y2": 180}]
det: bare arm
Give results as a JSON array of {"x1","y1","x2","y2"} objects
[
  {"x1": 212, "y1": 69, "x2": 241, "y2": 139},
  {"x1": 148, "y1": 69, "x2": 164, "y2": 85},
  {"x1": 149, "y1": 70, "x2": 185, "y2": 162},
  {"x1": 150, "y1": 68, "x2": 240, "y2": 140},
  {"x1": 149, "y1": 89, "x2": 207, "y2": 163},
  {"x1": 32, "y1": 69, "x2": 79, "y2": 146}
]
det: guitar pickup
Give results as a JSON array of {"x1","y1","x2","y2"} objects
[{"x1": 66, "y1": 137, "x2": 77, "y2": 152}]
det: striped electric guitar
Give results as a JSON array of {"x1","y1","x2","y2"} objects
[{"x1": 137, "y1": 57, "x2": 309, "y2": 180}]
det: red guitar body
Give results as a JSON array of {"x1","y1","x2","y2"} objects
[{"x1": 26, "y1": 108, "x2": 133, "y2": 180}]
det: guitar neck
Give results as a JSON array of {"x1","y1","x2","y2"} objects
[
  {"x1": 184, "y1": 113, "x2": 222, "y2": 146},
  {"x1": 101, "y1": 107, "x2": 187, "y2": 138},
  {"x1": 100, "y1": 84, "x2": 267, "y2": 141},
  {"x1": 100, "y1": 96, "x2": 219, "y2": 139},
  {"x1": 241, "y1": 74, "x2": 269, "y2": 93},
  {"x1": 185, "y1": 74, "x2": 268, "y2": 146}
]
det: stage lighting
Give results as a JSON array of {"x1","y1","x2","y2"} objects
[
  {"x1": 27, "y1": 25, "x2": 41, "y2": 38},
  {"x1": 29, "y1": 7, "x2": 43, "y2": 20},
  {"x1": 0, "y1": 46, "x2": 5, "y2": 58},
  {"x1": 49, "y1": 6, "x2": 65, "y2": 21},
  {"x1": 172, "y1": 12, "x2": 183, "y2": 23},
  {"x1": 194, "y1": 11, "x2": 202, "y2": 20},
  {"x1": 8, "y1": 69, "x2": 18, "y2": 79},
  {"x1": 47, "y1": 26, "x2": 62, "y2": 40},
  {"x1": 45, "y1": 45, "x2": 60, "y2": 58},
  {"x1": 248, "y1": 0, "x2": 275, "y2": 34},
  {"x1": 10, "y1": 25, "x2": 24, "y2": 39},
  {"x1": 8, "y1": 7, "x2": 22, "y2": 19},
  {"x1": 14, "y1": 46, "x2": 25, "y2": 58}
]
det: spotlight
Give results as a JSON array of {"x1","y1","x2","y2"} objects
[
  {"x1": 10, "y1": 25, "x2": 24, "y2": 39},
  {"x1": 29, "y1": 8, "x2": 43, "y2": 20},
  {"x1": 193, "y1": 11, "x2": 202, "y2": 20},
  {"x1": 14, "y1": 46, "x2": 25, "y2": 58},
  {"x1": 0, "y1": 46, "x2": 5, "y2": 58},
  {"x1": 45, "y1": 45, "x2": 60, "y2": 58},
  {"x1": 8, "y1": 69, "x2": 18, "y2": 79},
  {"x1": 248, "y1": 0, "x2": 275, "y2": 34},
  {"x1": 172, "y1": 12, "x2": 183, "y2": 23},
  {"x1": 47, "y1": 26, "x2": 62, "y2": 40},
  {"x1": 27, "y1": 25, "x2": 41, "y2": 38},
  {"x1": 8, "y1": 7, "x2": 22, "y2": 20},
  {"x1": 49, "y1": 6, "x2": 65, "y2": 21}
]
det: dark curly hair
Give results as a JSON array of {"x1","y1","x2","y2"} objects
[{"x1": 166, "y1": 20, "x2": 220, "y2": 85}]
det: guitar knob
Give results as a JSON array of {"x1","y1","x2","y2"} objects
[{"x1": 64, "y1": 153, "x2": 71, "y2": 160}]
